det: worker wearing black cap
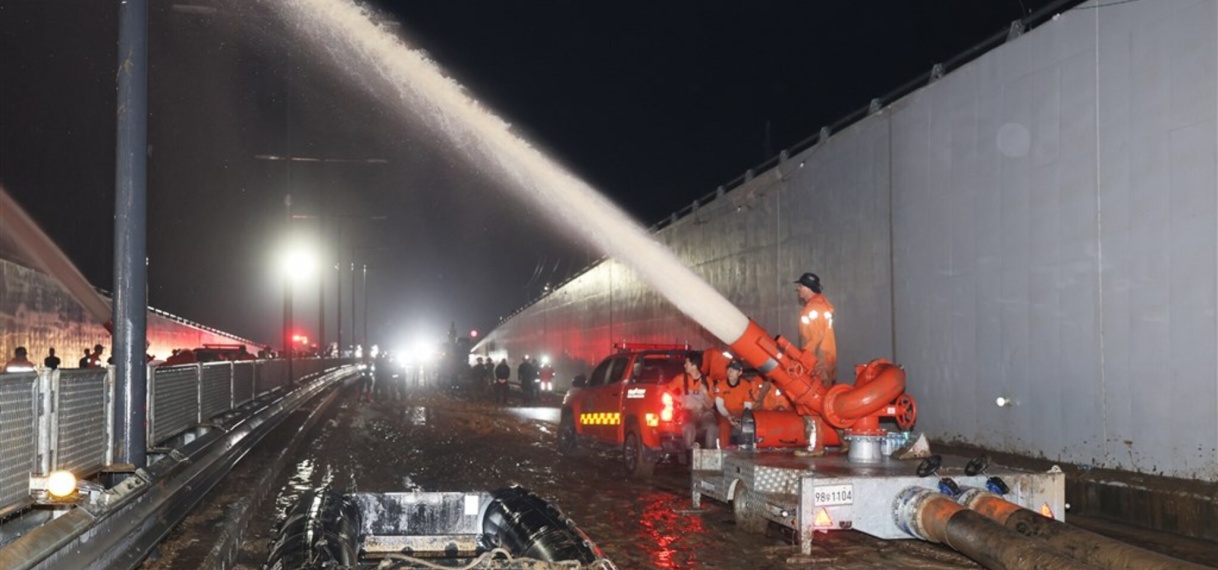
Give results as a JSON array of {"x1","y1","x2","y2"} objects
[
  {"x1": 794, "y1": 272, "x2": 836, "y2": 388},
  {"x1": 713, "y1": 359, "x2": 759, "y2": 443}
]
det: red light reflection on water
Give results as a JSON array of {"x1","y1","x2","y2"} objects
[{"x1": 634, "y1": 490, "x2": 707, "y2": 569}]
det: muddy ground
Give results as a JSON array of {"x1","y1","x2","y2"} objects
[{"x1": 143, "y1": 378, "x2": 1217, "y2": 569}]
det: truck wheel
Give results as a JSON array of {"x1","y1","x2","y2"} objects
[
  {"x1": 557, "y1": 414, "x2": 582, "y2": 457},
  {"x1": 733, "y1": 482, "x2": 767, "y2": 533},
  {"x1": 624, "y1": 432, "x2": 655, "y2": 478}
]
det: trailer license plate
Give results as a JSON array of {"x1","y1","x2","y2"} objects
[{"x1": 814, "y1": 484, "x2": 853, "y2": 506}]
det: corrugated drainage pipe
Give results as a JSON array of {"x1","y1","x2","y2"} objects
[
  {"x1": 894, "y1": 487, "x2": 1102, "y2": 570},
  {"x1": 958, "y1": 488, "x2": 1215, "y2": 570}
]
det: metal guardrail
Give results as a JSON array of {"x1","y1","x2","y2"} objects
[
  {"x1": 0, "y1": 372, "x2": 36, "y2": 518},
  {"x1": 52, "y1": 370, "x2": 110, "y2": 479},
  {"x1": 0, "y1": 363, "x2": 361, "y2": 570},
  {"x1": 0, "y1": 358, "x2": 349, "y2": 519}
]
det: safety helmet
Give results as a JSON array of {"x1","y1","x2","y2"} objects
[{"x1": 794, "y1": 272, "x2": 822, "y2": 294}]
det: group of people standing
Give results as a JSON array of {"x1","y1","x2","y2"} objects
[
  {"x1": 4, "y1": 344, "x2": 106, "y2": 373},
  {"x1": 469, "y1": 355, "x2": 554, "y2": 404}
]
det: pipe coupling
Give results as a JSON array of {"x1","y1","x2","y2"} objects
[{"x1": 892, "y1": 487, "x2": 940, "y2": 542}]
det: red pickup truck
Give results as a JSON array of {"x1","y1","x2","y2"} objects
[{"x1": 558, "y1": 344, "x2": 692, "y2": 477}]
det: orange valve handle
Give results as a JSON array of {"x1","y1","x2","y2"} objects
[{"x1": 894, "y1": 393, "x2": 917, "y2": 430}]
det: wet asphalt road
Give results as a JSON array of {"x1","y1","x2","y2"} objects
[{"x1": 142, "y1": 376, "x2": 1217, "y2": 569}]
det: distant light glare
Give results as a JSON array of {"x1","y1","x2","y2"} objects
[
  {"x1": 414, "y1": 340, "x2": 435, "y2": 363},
  {"x1": 282, "y1": 247, "x2": 316, "y2": 280}
]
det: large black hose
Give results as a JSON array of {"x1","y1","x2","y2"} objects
[
  {"x1": 265, "y1": 489, "x2": 362, "y2": 570},
  {"x1": 482, "y1": 486, "x2": 602, "y2": 564},
  {"x1": 895, "y1": 487, "x2": 1101, "y2": 570},
  {"x1": 959, "y1": 488, "x2": 1215, "y2": 570}
]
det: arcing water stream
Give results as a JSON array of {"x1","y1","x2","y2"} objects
[
  {"x1": 267, "y1": 0, "x2": 751, "y2": 346},
  {"x1": 0, "y1": 186, "x2": 112, "y2": 323}
]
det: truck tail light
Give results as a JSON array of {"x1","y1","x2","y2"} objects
[
  {"x1": 645, "y1": 392, "x2": 677, "y2": 427},
  {"x1": 1039, "y1": 502, "x2": 1055, "y2": 519},
  {"x1": 660, "y1": 392, "x2": 675, "y2": 422}
]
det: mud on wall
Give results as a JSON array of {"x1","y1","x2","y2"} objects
[
  {"x1": 1, "y1": 258, "x2": 265, "y2": 366},
  {"x1": 478, "y1": 0, "x2": 1218, "y2": 482}
]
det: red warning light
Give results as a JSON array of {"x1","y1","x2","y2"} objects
[{"x1": 470, "y1": 329, "x2": 479, "y2": 338}]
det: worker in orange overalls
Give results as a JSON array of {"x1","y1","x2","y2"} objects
[
  {"x1": 676, "y1": 351, "x2": 718, "y2": 449},
  {"x1": 713, "y1": 359, "x2": 761, "y2": 447},
  {"x1": 795, "y1": 272, "x2": 836, "y2": 389}
]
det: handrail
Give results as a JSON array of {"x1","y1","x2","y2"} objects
[{"x1": 0, "y1": 364, "x2": 361, "y2": 569}]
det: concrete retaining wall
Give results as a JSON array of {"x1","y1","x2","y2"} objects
[{"x1": 1, "y1": 258, "x2": 264, "y2": 367}]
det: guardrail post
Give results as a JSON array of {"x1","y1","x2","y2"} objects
[
  {"x1": 35, "y1": 370, "x2": 54, "y2": 475},
  {"x1": 145, "y1": 366, "x2": 154, "y2": 455},
  {"x1": 195, "y1": 363, "x2": 204, "y2": 424}
]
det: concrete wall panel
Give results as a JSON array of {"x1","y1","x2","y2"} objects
[{"x1": 1, "y1": 259, "x2": 266, "y2": 366}]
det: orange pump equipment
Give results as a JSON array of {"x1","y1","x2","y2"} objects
[{"x1": 725, "y1": 319, "x2": 917, "y2": 454}]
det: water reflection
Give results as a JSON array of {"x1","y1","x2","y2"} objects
[
  {"x1": 630, "y1": 491, "x2": 709, "y2": 568},
  {"x1": 407, "y1": 406, "x2": 427, "y2": 425},
  {"x1": 273, "y1": 458, "x2": 335, "y2": 525}
]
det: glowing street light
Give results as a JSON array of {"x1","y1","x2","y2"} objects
[
  {"x1": 280, "y1": 224, "x2": 318, "y2": 382},
  {"x1": 282, "y1": 246, "x2": 316, "y2": 282}
]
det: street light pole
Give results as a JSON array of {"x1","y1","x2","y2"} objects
[
  {"x1": 335, "y1": 260, "x2": 343, "y2": 357},
  {"x1": 113, "y1": 0, "x2": 149, "y2": 472},
  {"x1": 350, "y1": 260, "x2": 357, "y2": 355},
  {"x1": 284, "y1": 194, "x2": 294, "y2": 384},
  {"x1": 362, "y1": 263, "x2": 368, "y2": 353},
  {"x1": 318, "y1": 264, "x2": 325, "y2": 357}
]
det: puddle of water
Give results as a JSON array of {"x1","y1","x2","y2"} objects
[{"x1": 407, "y1": 406, "x2": 427, "y2": 425}]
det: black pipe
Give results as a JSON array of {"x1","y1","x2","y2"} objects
[
  {"x1": 1005, "y1": 509, "x2": 1214, "y2": 570},
  {"x1": 113, "y1": 0, "x2": 149, "y2": 469},
  {"x1": 960, "y1": 489, "x2": 1215, "y2": 570},
  {"x1": 265, "y1": 490, "x2": 362, "y2": 570},
  {"x1": 482, "y1": 486, "x2": 602, "y2": 564},
  {"x1": 895, "y1": 487, "x2": 1100, "y2": 570},
  {"x1": 943, "y1": 509, "x2": 1103, "y2": 570}
]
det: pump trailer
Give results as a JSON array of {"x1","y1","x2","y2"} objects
[{"x1": 690, "y1": 448, "x2": 1066, "y2": 555}]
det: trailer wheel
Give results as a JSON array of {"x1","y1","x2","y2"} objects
[
  {"x1": 557, "y1": 413, "x2": 582, "y2": 457},
  {"x1": 733, "y1": 482, "x2": 767, "y2": 534},
  {"x1": 623, "y1": 432, "x2": 655, "y2": 478}
]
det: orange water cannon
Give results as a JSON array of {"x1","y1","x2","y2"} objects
[{"x1": 725, "y1": 319, "x2": 917, "y2": 454}]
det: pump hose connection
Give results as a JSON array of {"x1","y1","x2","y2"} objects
[
  {"x1": 265, "y1": 489, "x2": 362, "y2": 570},
  {"x1": 481, "y1": 486, "x2": 605, "y2": 565}
]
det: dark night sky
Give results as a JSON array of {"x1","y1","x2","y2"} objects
[{"x1": 0, "y1": 0, "x2": 1060, "y2": 350}]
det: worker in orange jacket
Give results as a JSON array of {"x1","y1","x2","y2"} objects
[
  {"x1": 713, "y1": 360, "x2": 762, "y2": 447},
  {"x1": 713, "y1": 360, "x2": 759, "y2": 428},
  {"x1": 795, "y1": 272, "x2": 836, "y2": 389}
]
